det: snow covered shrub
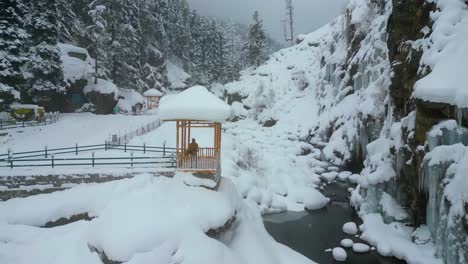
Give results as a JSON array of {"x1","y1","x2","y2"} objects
[
  {"x1": 77, "y1": 103, "x2": 96, "y2": 113},
  {"x1": 236, "y1": 147, "x2": 260, "y2": 171},
  {"x1": 292, "y1": 70, "x2": 309, "y2": 91}
]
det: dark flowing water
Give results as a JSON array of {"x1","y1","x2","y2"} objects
[{"x1": 263, "y1": 182, "x2": 406, "y2": 264}]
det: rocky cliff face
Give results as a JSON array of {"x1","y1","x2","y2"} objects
[{"x1": 303, "y1": 0, "x2": 467, "y2": 262}]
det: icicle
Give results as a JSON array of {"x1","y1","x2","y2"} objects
[{"x1": 455, "y1": 107, "x2": 463, "y2": 126}]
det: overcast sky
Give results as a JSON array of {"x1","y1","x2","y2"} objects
[{"x1": 187, "y1": 0, "x2": 348, "y2": 43}]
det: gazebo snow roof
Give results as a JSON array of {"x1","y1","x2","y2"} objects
[
  {"x1": 160, "y1": 86, "x2": 231, "y2": 122},
  {"x1": 143, "y1": 88, "x2": 163, "y2": 97}
]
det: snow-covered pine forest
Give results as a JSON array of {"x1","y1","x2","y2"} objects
[
  {"x1": 0, "y1": 0, "x2": 280, "y2": 113},
  {"x1": 0, "y1": 0, "x2": 467, "y2": 264}
]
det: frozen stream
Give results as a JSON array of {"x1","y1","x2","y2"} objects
[{"x1": 263, "y1": 182, "x2": 406, "y2": 264}]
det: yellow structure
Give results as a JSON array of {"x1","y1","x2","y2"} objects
[
  {"x1": 173, "y1": 120, "x2": 222, "y2": 173},
  {"x1": 159, "y1": 86, "x2": 231, "y2": 175}
]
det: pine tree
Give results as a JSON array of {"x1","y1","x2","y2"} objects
[
  {"x1": 86, "y1": 1, "x2": 109, "y2": 83},
  {"x1": 222, "y1": 21, "x2": 244, "y2": 82},
  {"x1": 57, "y1": 0, "x2": 82, "y2": 43},
  {"x1": 24, "y1": 0, "x2": 65, "y2": 109},
  {"x1": 0, "y1": 0, "x2": 29, "y2": 110},
  {"x1": 245, "y1": 11, "x2": 267, "y2": 67}
]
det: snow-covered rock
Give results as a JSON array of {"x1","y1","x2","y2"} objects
[
  {"x1": 332, "y1": 247, "x2": 347, "y2": 261},
  {"x1": 342, "y1": 222, "x2": 358, "y2": 235},
  {"x1": 352, "y1": 243, "x2": 370, "y2": 253},
  {"x1": 340, "y1": 238, "x2": 354, "y2": 248}
]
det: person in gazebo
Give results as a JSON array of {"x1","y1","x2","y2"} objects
[
  {"x1": 186, "y1": 138, "x2": 199, "y2": 168},
  {"x1": 186, "y1": 138, "x2": 199, "y2": 157}
]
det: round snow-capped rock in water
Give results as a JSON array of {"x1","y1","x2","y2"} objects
[
  {"x1": 332, "y1": 247, "x2": 347, "y2": 262},
  {"x1": 340, "y1": 238, "x2": 354, "y2": 248},
  {"x1": 338, "y1": 171, "x2": 352, "y2": 181},
  {"x1": 353, "y1": 243, "x2": 370, "y2": 253},
  {"x1": 342, "y1": 222, "x2": 358, "y2": 235}
]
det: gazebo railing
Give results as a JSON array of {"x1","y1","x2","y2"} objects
[{"x1": 177, "y1": 148, "x2": 219, "y2": 171}]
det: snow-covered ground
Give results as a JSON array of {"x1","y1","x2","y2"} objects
[{"x1": 0, "y1": 113, "x2": 158, "y2": 153}]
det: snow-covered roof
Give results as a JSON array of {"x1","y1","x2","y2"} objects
[
  {"x1": 143, "y1": 88, "x2": 163, "y2": 97},
  {"x1": 160, "y1": 86, "x2": 231, "y2": 122},
  {"x1": 10, "y1": 103, "x2": 44, "y2": 110}
]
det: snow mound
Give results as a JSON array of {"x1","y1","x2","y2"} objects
[
  {"x1": 342, "y1": 222, "x2": 358, "y2": 235},
  {"x1": 0, "y1": 175, "x2": 314, "y2": 264},
  {"x1": 58, "y1": 43, "x2": 94, "y2": 83},
  {"x1": 117, "y1": 89, "x2": 145, "y2": 112},
  {"x1": 332, "y1": 247, "x2": 347, "y2": 261},
  {"x1": 413, "y1": 0, "x2": 468, "y2": 108},
  {"x1": 160, "y1": 86, "x2": 231, "y2": 122},
  {"x1": 360, "y1": 214, "x2": 443, "y2": 264}
]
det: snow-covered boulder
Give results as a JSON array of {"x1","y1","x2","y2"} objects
[
  {"x1": 340, "y1": 238, "x2": 354, "y2": 248},
  {"x1": 84, "y1": 79, "x2": 119, "y2": 114},
  {"x1": 332, "y1": 247, "x2": 347, "y2": 261},
  {"x1": 342, "y1": 222, "x2": 358, "y2": 235},
  {"x1": 117, "y1": 89, "x2": 145, "y2": 113},
  {"x1": 352, "y1": 243, "x2": 370, "y2": 253}
]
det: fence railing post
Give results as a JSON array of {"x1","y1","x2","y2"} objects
[
  {"x1": 163, "y1": 141, "x2": 166, "y2": 156},
  {"x1": 44, "y1": 146, "x2": 48, "y2": 158},
  {"x1": 51, "y1": 154, "x2": 55, "y2": 168},
  {"x1": 8, "y1": 150, "x2": 13, "y2": 169},
  {"x1": 75, "y1": 143, "x2": 78, "y2": 155},
  {"x1": 131, "y1": 152, "x2": 134, "y2": 167},
  {"x1": 124, "y1": 143, "x2": 127, "y2": 152},
  {"x1": 92, "y1": 152, "x2": 95, "y2": 167},
  {"x1": 105, "y1": 141, "x2": 108, "y2": 151},
  {"x1": 22, "y1": 121, "x2": 25, "y2": 128},
  {"x1": 0, "y1": 120, "x2": 3, "y2": 130},
  {"x1": 143, "y1": 143, "x2": 146, "y2": 154}
]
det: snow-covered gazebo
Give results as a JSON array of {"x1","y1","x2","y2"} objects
[
  {"x1": 143, "y1": 88, "x2": 163, "y2": 109},
  {"x1": 160, "y1": 86, "x2": 231, "y2": 174}
]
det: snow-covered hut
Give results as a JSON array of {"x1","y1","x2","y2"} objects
[
  {"x1": 143, "y1": 89, "x2": 163, "y2": 109},
  {"x1": 160, "y1": 86, "x2": 231, "y2": 174}
]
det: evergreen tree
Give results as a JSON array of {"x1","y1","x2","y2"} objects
[
  {"x1": 24, "y1": 0, "x2": 65, "y2": 109},
  {"x1": 0, "y1": 0, "x2": 29, "y2": 110},
  {"x1": 86, "y1": 2, "x2": 109, "y2": 83},
  {"x1": 57, "y1": 0, "x2": 82, "y2": 43},
  {"x1": 222, "y1": 21, "x2": 244, "y2": 82},
  {"x1": 245, "y1": 11, "x2": 267, "y2": 67}
]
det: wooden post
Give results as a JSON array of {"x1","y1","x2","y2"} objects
[
  {"x1": 188, "y1": 121, "x2": 191, "y2": 147},
  {"x1": 176, "y1": 121, "x2": 180, "y2": 167}
]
